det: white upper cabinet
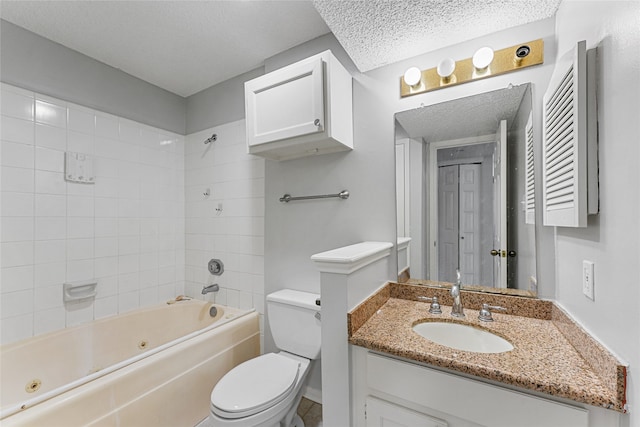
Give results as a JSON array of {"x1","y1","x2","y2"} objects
[{"x1": 245, "y1": 50, "x2": 353, "y2": 161}]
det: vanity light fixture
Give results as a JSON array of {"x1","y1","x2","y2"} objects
[
  {"x1": 472, "y1": 46, "x2": 494, "y2": 70},
  {"x1": 400, "y1": 39, "x2": 544, "y2": 98},
  {"x1": 403, "y1": 67, "x2": 422, "y2": 87}
]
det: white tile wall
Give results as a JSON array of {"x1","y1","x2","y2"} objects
[
  {"x1": 0, "y1": 83, "x2": 185, "y2": 345},
  {"x1": 184, "y1": 120, "x2": 265, "y2": 346}
]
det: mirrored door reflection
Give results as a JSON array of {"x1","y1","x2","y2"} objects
[
  {"x1": 437, "y1": 145, "x2": 495, "y2": 287},
  {"x1": 395, "y1": 83, "x2": 537, "y2": 293}
]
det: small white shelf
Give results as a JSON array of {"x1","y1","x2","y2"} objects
[
  {"x1": 63, "y1": 280, "x2": 98, "y2": 302},
  {"x1": 311, "y1": 242, "x2": 393, "y2": 275}
]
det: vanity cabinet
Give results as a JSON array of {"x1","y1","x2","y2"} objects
[
  {"x1": 244, "y1": 50, "x2": 353, "y2": 161},
  {"x1": 351, "y1": 347, "x2": 614, "y2": 427}
]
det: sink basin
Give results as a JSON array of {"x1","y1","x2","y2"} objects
[{"x1": 412, "y1": 322, "x2": 514, "y2": 353}]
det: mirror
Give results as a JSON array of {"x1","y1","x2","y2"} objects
[{"x1": 395, "y1": 84, "x2": 537, "y2": 297}]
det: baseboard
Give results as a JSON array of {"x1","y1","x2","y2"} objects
[{"x1": 302, "y1": 385, "x2": 322, "y2": 404}]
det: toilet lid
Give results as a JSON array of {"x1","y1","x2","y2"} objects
[{"x1": 211, "y1": 353, "x2": 300, "y2": 418}]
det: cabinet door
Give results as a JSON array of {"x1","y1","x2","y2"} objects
[
  {"x1": 366, "y1": 396, "x2": 448, "y2": 427},
  {"x1": 246, "y1": 57, "x2": 325, "y2": 146}
]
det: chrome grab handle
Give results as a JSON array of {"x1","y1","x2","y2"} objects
[{"x1": 279, "y1": 190, "x2": 349, "y2": 203}]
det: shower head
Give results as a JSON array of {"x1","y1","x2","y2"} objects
[{"x1": 204, "y1": 133, "x2": 217, "y2": 144}]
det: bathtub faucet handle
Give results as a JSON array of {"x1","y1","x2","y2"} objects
[{"x1": 202, "y1": 284, "x2": 220, "y2": 295}]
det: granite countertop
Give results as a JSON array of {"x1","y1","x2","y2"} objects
[{"x1": 348, "y1": 282, "x2": 627, "y2": 412}]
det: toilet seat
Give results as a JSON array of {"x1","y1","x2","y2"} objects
[{"x1": 211, "y1": 353, "x2": 301, "y2": 419}]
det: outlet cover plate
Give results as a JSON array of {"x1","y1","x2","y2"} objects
[{"x1": 582, "y1": 260, "x2": 594, "y2": 300}]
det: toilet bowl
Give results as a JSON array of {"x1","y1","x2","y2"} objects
[
  {"x1": 210, "y1": 352, "x2": 310, "y2": 427},
  {"x1": 209, "y1": 289, "x2": 321, "y2": 427}
]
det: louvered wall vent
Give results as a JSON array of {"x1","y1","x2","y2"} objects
[
  {"x1": 525, "y1": 112, "x2": 535, "y2": 225},
  {"x1": 542, "y1": 40, "x2": 598, "y2": 227}
]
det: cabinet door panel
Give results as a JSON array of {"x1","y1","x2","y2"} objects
[
  {"x1": 366, "y1": 396, "x2": 448, "y2": 427},
  {"x1": 246, "y1": 57, "x2": 324, "y2": 146}
]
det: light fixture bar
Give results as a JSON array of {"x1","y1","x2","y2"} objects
[{"x1": 400, "y1": 39, "x2": 544, "y2": 98}]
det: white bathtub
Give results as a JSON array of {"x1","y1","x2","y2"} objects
[{"x1": 0, "y1": 299, "x2": 260, "y2": 426}]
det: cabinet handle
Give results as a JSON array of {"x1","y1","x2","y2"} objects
[{"x1": 314, "y1": 118, "x2": 321, "y2": 127}]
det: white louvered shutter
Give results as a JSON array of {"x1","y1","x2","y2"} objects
[
  {"x1": 525, "y1": 112, "x2": 535, "y2": 225},
  {"x1": 542, "y1": 40, "x2": 587, "y2": 227}
]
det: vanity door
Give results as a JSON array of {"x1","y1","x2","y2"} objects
[{"x1": 366, "y1": 396, "x2": 448, "y2": 427}]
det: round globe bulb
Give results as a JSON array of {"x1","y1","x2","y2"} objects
[
  {"x1": 437, "y1": 58, "x2": 456, "y2": 78},
  {"x1": 403, "y1": 67, "x2": 422, "y2": 86},
  {"x1": 472, "y1": 47, "x2": 494, "y2": 70}
]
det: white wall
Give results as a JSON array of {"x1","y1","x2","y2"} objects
[
  {"x1": 186, "y1": 68, "x2": 264, "y2": 134},
  {"x1": 183, "y1": 120, "x2": 266, "y2": 346},
  {"x1": 552, "y1": 1, "x2": 640, "y2": 422},
  {"x1": 261, "y1": 35, "x2": 400, "y2": 396},
  {"x1": 0, "y1": 83, "x2": 185, "y2": 345},
  {"x1": 263, "y1": 34, "x2": 397, "y2": 305},
  {"x1": 1, "y1": 20, "x2": 186, "y2": 135}
]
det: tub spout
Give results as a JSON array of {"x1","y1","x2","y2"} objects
[{"x1": 202, "y1": 284, "x2": 219, "y2": 295}]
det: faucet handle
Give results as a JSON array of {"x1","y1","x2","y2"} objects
[
  {"x1": 417, "y1": 296, "x2": 443, "y2": 314},
  {"x1": 478, "y1": 303, "x2": 507, "y2": 322}
]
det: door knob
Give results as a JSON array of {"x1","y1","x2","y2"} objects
[
  {"x1": 490, "y1": 249, "x2": 499, "y2": 256},
  {"x1": 508, "y1": 250, "x2": 517, "y2": 257}
]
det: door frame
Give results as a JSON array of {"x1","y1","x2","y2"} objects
[{"x1": 428, "y1": 134, "x2": 495, "y2": 281}]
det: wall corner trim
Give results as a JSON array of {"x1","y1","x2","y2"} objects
[{"x1": 311, "y1": 242, "x2": 393, "y2": 274}]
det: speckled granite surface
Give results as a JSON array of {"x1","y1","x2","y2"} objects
[
  {"x1": 348, "y1": 283, "x2": 627, "y2": 412},
  {"x1": 406, "y1": 278, "x2": 537, "y2": 299},
  {"x1": 552, "y1": 304, "x2": 627, "y2": 409},
  {"x1": 393, "y1": 281, "x2": 551, "y2": 319}
]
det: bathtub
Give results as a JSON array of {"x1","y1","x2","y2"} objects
[{"x1": 0, "y1": 299, "x2": 260, "y2": 426}]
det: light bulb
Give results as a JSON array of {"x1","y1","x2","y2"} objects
[
  {"x1": 403, "y1": 67, "x2": 422, "y2": 87},
  {"x1": 472, "y1": 47, "x2": 494, "y2": 70},
  {"x1": 437, "y1": 58, "x2": 456, "y2": 78}
]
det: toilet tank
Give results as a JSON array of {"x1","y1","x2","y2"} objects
[{"x1": 267, "y1": 289, "x2": 321, "y2": 360}]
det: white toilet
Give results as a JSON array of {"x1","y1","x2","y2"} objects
[{"x1": 209, "y1": 289, "x2": 321, "y2": 427}]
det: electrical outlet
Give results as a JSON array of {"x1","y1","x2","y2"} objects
[{"x1": 583, "y1": 260, "x2": 595, "y2": 300}]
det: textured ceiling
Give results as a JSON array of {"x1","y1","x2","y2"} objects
[
  {"x1": 396, "y1": 84, "x2": 529, "y2": 142},
  {"x1": 313, "y1": 0, "x2": 561, "y2": 71},
  {"x1": 0, "y1": 1, "x2": 330, "y2": 97}
]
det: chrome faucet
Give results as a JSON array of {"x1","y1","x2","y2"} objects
[
  {"x1": 202, "y1": 284, "x2": 219, "y2": 295},
  {"x1": 450, "y1": 269, "x2": 465, "y2": 318}
]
